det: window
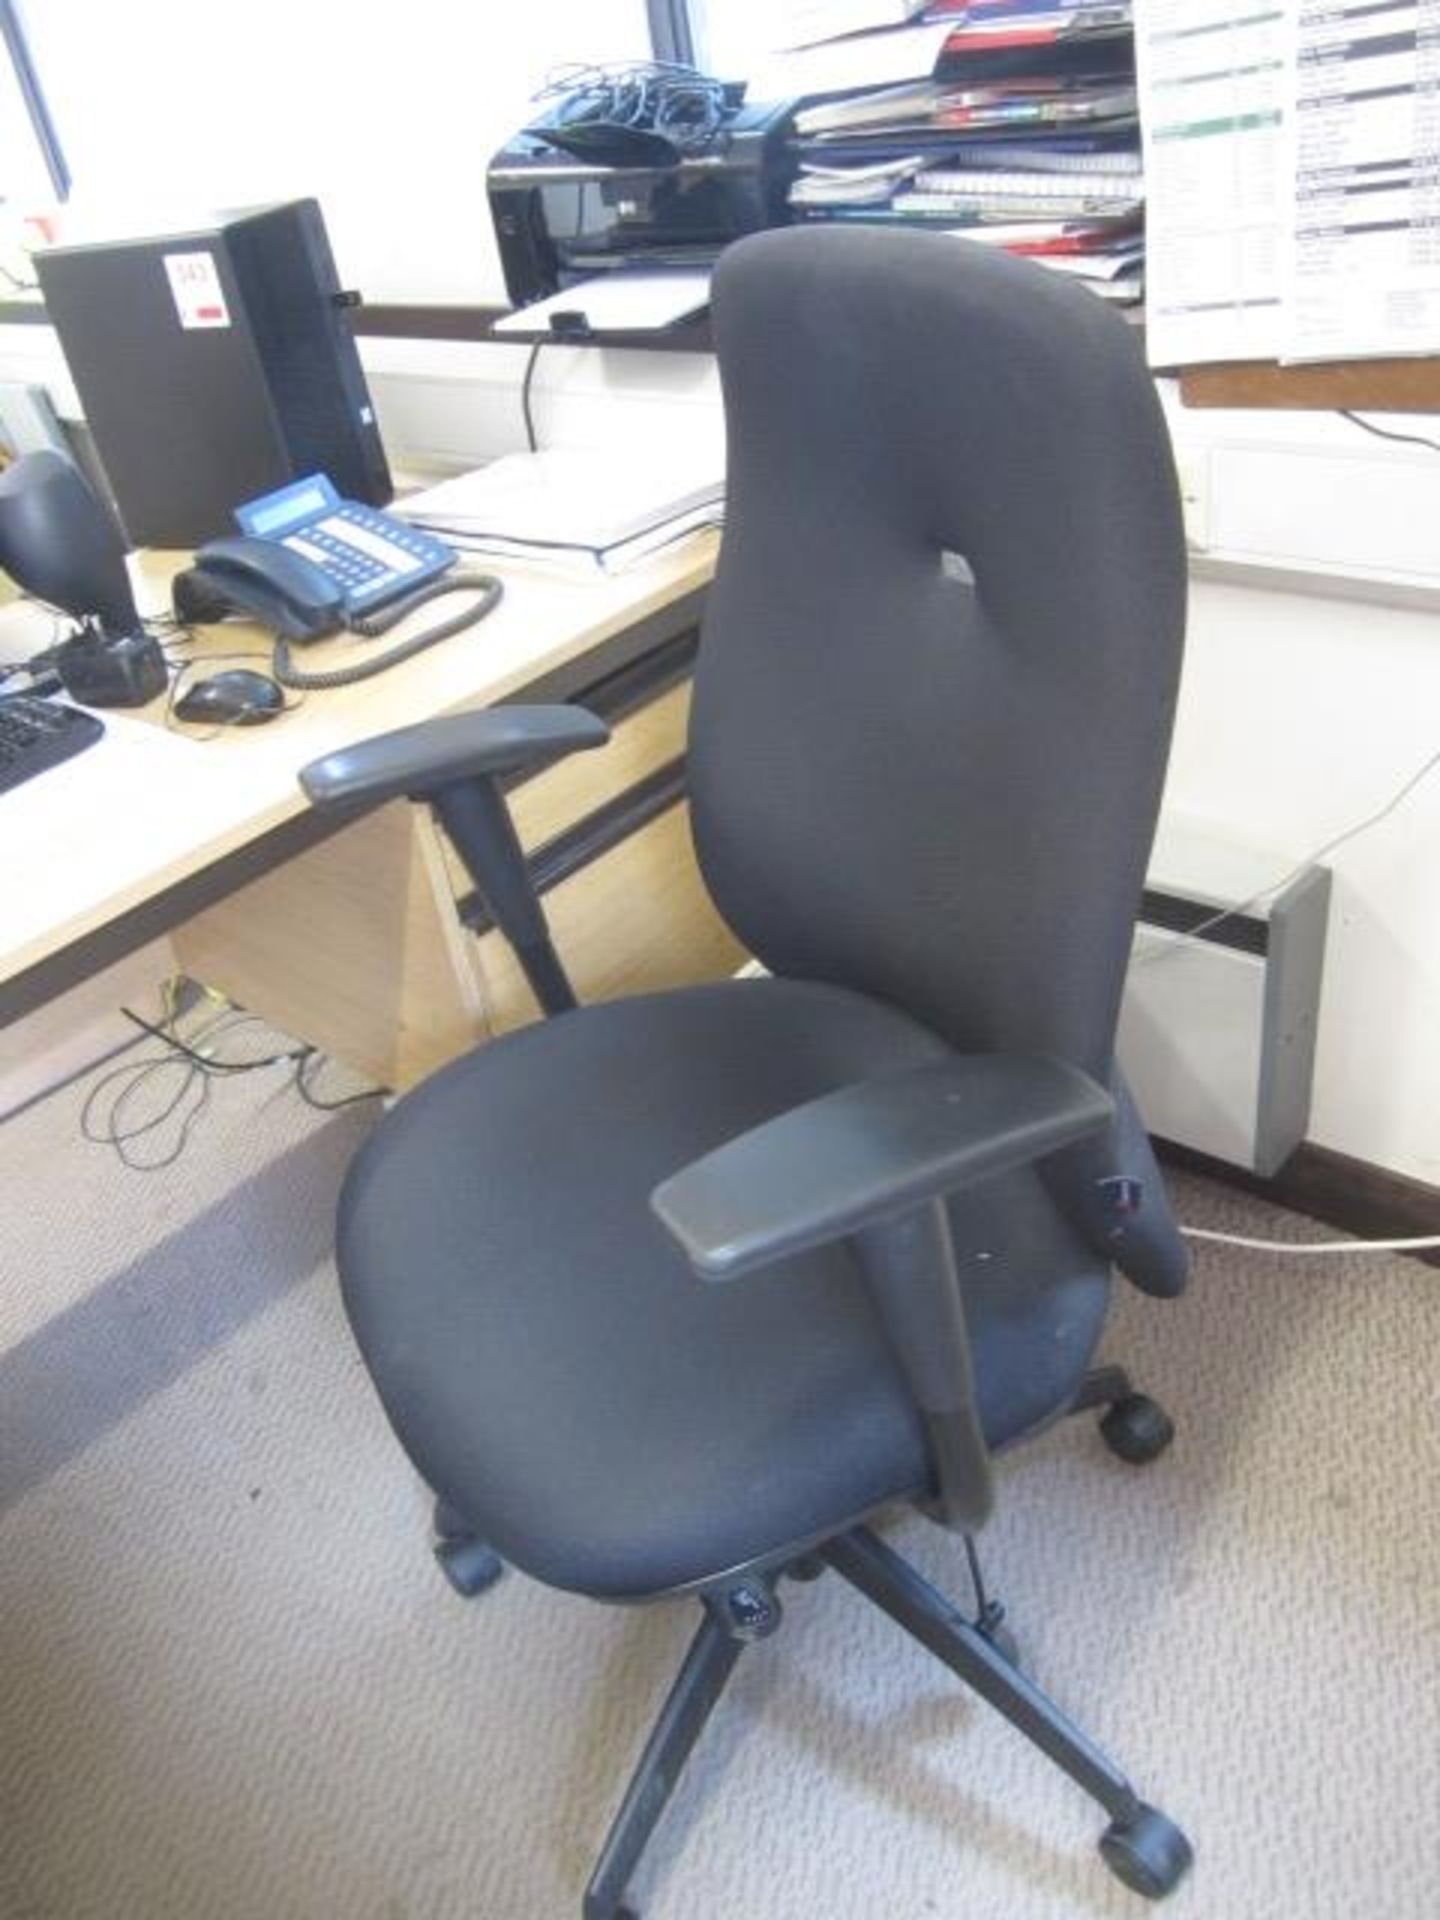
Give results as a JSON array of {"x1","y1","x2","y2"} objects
[
  {"x1": 687, "y1": 2, "x2": 794, "y2": 81},
  {"x1": 0, "y1": 2, "x2": 64, "y2": 283},
  {"x1": 2, "y1": 1, "x2": 658, "y2": 303}
]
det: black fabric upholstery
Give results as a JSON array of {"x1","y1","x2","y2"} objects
[
  {"x1": 339, "y1": 981, "x2": 1111, "y2": 1598},
  {"x1": 691, "y1": 228, "x2": 1186, "y2": 1084}
]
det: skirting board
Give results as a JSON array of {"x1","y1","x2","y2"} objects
[{"x1": 1157, "y1": 1139, "x2": 1440, "y2": 1269}]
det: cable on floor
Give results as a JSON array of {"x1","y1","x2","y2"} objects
[
  {"x1": 1181, "y1": 1226, "x2": 1440, "y2": 1255},
  {"x1": 80, "y1": 986, "x2": 384, "y2": 1169},
  {"x1": 293, "y1": 1051, "x2": 389, "y2": 1112}
]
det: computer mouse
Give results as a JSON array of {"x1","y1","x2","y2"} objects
[{"x1": 174, "y1": 668, "x2": 285, "y2": 726}]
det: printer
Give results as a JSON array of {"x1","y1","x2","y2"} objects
[{"x1": 488, "y1": 87, "x2": 797, "y2": 312}]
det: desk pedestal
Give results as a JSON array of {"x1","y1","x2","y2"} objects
[{"x1": 171, "y1": 652, "x2": 745, "y2": 1090}]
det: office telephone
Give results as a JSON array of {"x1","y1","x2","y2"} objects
[{"x1": 171, "y1": 474, "x2": 503, "y2": 690}]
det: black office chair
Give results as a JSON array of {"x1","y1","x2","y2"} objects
[{"x1": 301, "y1": 226, "x2": 1194, "y2": 1918}]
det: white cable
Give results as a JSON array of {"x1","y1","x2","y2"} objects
[
  {"x1": 1182, "y1": 1226, "x2": 1440, "y2": 1254},
  {"x1": 1134, "y1": 739, "x2": 1440, "y2": 965}
]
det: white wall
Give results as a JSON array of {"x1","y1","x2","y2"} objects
[
  {"x1": 1153, "y1": 392, "x2": 1440, "y2": 1183},
  {"x1": 9, "y1": 0, "x2": 652, "y2": 302},
  {"x1": 1163, "y1": 388, "x2": 1440, "y2": 598}
]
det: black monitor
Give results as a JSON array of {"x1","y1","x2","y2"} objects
[{"x1": 35, "y1": 198, "x2": 391, "y2": 549}]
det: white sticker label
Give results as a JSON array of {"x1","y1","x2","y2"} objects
[{"x1": 163, "y1": 251, "x2": 231, "y2": 329}]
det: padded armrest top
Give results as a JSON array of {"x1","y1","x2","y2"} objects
[
  {"x1": 653, "y1": 1053, "x2": 1114, "y2": 1281},
  {"x1": 299, "y1": 704, "x2": 609, "y2": 809}
]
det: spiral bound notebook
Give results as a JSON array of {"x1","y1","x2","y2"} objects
[
  {"x1": 914, "y1": 166, "x2": 1140, "y2": 199},
  {"x1": 936, "y1": 141, "x2": 1143, "y2": 174}
]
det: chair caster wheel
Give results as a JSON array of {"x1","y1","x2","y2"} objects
[
  {"x1": 1100, "y1": 1393, "x2": 1175, "y2": 1466},
  {"x1": 434, "y1": 1534, "x2": 505, "y2": 1597},
  {"x1": 1100, "y1": 1803, "x2": 1193, "y2": 1899}
]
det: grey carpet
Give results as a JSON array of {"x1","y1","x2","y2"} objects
[{"x1": 0, "y1": 1047, "x2": 1436, "y2": 1920}]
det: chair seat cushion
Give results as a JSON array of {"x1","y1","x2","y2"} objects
[{"x1": 338, "y1": 979, "x2": 1109, "y2": 1599}]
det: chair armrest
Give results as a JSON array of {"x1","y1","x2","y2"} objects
[
  {"x1": 298, "y1": 704, "x2": 610, "y2": 810},
  {"x1": 652, "y1": 1054, "x2": 1114, "y2": 1282},
  {"x1": 298, "y1": 704, "x2": 609, "y2": 1020}
]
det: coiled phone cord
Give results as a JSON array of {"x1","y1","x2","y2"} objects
[{"x1": 272, "y1": 571, "x2": 505, "y2": 691}]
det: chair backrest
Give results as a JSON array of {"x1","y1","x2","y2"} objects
[{"x1": 688, "y1": 228, "x2": 1186, "y2": 1082}]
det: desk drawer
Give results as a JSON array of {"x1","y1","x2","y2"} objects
[{"x1": 174, "y1": 620, "x2": 736, "y2": 1087}]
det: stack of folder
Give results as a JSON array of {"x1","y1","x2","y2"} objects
[
  {"x1": 394, "y1": 451, "x2": 724, "y2": 578},
  {"x1": 783, "y1": 2, "x2": 1145, "y2": 308}
]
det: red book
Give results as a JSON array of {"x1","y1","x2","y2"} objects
[
  {"x1": 1004, "y1": 230, "x2": 1127, "y2": 255},
  {"x1": 945, "y1": 26, "x2": 1062, "y2": 48}
]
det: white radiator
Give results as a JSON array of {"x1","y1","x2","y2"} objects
[{"x1": 1118, "y1": 819, "x2": 1330, "y2": 1177}]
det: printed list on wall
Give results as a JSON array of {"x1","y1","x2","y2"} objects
[{"x1": 1135, "y1": 0, "x2": 1440, "y2": 366}]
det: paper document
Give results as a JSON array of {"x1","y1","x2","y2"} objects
[
  {"x1": 1134, "y1": 0, "x2": 1293, "y2": 367},
  {"x1": 396, "y1": 450, "x2": 724, "y2": 575},
  {"x1": 492, "y1": 270, "x2": 711, "y2": 338},
  {"x1": 1138, "y1": 0, "x2": 1440, "y2": 364},
  {"x1": 1284, "y1": 2, "x2": 1440, "y2": 361},
  {"x1": 791, "y1": 155, "x2": 929, "y2": 207}
]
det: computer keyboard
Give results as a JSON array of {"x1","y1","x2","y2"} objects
[{"x1": 0, "y1": 694, "x2": 106, "y2": 796}]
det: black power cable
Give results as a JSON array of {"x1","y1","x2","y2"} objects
[
  {"x1": 521, "y1": 337, "x2": 545, "y2": 452},
  {"x1": 1338, "y1": 409, "x2": 1440, "y2": 456},
  {"x1": 80, "y1": 997, "x2": 384, "y2": 1169}
]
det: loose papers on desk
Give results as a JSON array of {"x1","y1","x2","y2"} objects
[
  {"x1": 1136, "y1": 1, "x2": 1440, "y2": 366},
  {"x1": 395, "y1": 452, "x2": 724, "y2": 577}
]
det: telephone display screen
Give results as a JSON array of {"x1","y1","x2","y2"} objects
[{"x1": 245, "y1": 482, "x2": 331, "y2": 537}]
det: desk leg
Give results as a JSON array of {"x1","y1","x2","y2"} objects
[{"x1": 171, "y1": 801, "x2": 489, "y2": 1092}]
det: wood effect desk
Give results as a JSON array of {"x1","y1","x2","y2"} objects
[{"x1": 0, "y1": 539, "x2": 742, "y2": 1087}]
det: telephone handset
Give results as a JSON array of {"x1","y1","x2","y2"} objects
[{"x1": 171, "y1": 474, "x2": 502, "y2": 689}]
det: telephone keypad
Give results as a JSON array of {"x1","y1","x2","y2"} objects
[{"x1": 244, "y1": 473, "x2": 457, "y2": 615}]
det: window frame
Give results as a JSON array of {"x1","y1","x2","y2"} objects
[
  {"x1": 0, "y1": 0, "x2": 69, "y2": 199},
  {"x1": 646, "y1": 0, "x2": 696, "y2": 65}
]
